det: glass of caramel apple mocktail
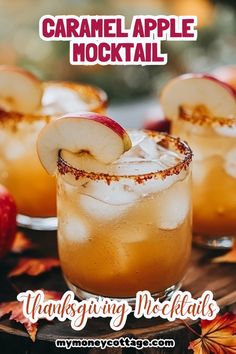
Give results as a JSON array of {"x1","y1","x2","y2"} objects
[
  {"x1": 37, "y1": 112, "x2": 192, "y2": 300},
  {"x1": 0, "y1": 66, "x2": 107, "y2": 230},
  {"x1": 161, "y1": 74, "x2": 236, "y2": 249}
]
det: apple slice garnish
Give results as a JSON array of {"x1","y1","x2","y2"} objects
[
  {"x1": 0, "y1": 66, "x2": 43, "y2": 113},
  {"x1": 212, "y1": 66, "x2": 236, "y2": 92},
  {"x1": 160, "y1": 74, "x2": 236, "y2": 120},
  {"x1": 37, "y1": 112, "x2": 132, "y2": 175}
]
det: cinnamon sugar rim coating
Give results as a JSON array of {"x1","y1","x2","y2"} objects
[
  {"x1": 0, "y1": 109, "x2": 51, "y2": 125},
  {"x1": 57, "y1": 131, "x2": 193, "y2": 184},
  {"x1": 179, "y1": 105, "x2": 236, "y2": 127},
  {"x1": 0, "y1": 81, "x2": 108, "y2": 125}
]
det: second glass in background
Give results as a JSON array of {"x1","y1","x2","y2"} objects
[{"x1": 0, "y1": 81, "x2": 107, "y2": 230}]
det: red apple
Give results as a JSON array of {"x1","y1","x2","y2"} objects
[
  {"x1": 37, "y1": 112, "x2": 132, "y2": 175},
  {"x1": 0, "y1": 185, "x2": 17, "y2": 259},
  {"x1": 160, "y1": 73, "x2": 236, "y2": 120}
]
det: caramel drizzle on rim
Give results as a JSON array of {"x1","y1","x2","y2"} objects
[
  {"x1": 179, "y1": 104, "x2": 236, "y2": 127},
  {"x1": 57, "y1": 131, "x2": 193, "y2": 185},
  {"x1": 0, "y1": 109, "x2": 51, "y2": 127}
]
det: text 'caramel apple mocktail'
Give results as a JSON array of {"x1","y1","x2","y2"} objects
[
  {"x1": 161, "y1": 74, "x2": 236, "y2": 249},
  {"x1": 37, "y1": 112, "x2": 192, "y2": 299},
  {"x1": 0, "y1": 66, "x2": 107, "y2": 229}
]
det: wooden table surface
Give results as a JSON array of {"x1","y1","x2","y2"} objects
[{"x1": 0, "y1": 229, "x2": 235, "y2": 354}]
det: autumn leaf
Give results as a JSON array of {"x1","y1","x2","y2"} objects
[
  {"x1": 212, "y1": 245, "x2": 236, "y2": 263},
  {"x1": 11, "y1": 232, "x2": 34, "y2": 253},
  {"x1": 0, "y1": 290, "x2": 62, "y2": 341},
  {"x1": 0, "y1": 300, "x2": 38, "y2": 341},
  {"x1": 188, "y1": 312, "x2": 236, "y2": 354},
  {"x1": 8, "y1": 257, "x2": 60, "y2": 277}
]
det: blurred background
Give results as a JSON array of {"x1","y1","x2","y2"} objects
[{"x1": 0, "y1": 0, "x2": 235, "y2": 127}]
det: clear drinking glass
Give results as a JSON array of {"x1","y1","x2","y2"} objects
[
  {"x1": 0, "y1": 82, "x2": 107, "y2": 230},
  {"x1": 173, "y1": 105, "x2": 236, "y2": 249},
  {"x1": 56, "y1": 131, "x2": 192, "y2": 301}
]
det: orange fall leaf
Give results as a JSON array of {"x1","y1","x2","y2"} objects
[
  {"x1": 11, "y1": 232, "x2": 34, "y2": 253},
  {"x1": 0, "y1": 290, "x2": 62, "y2": 341},
  {"x1": 8, "y1": 257, "x2": 60, "y2": 277},
  {"x1": 188, "y1": 312, "x2": 236, "y2": 354},
  {"x1": 212, "y1": 245, "x2": 236, "y2": 263}
]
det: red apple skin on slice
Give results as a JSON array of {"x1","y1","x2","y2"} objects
[
  {"x1": 37, "y1": 112, "x2": 132, "y2": 175},
  {"x1": 0, "y1": 185, "x2": 17, "y2": 259},
  {"x1": 160, "y1": 73, "x2": 236, "y2": 121},
  {"x1": 211, "y1": 66, "x2": 236, "y2": 92},
  {"x1": 0, "y1": 65, "x2": 43, "y2": 114},
  {"x1": 203, "y1": 73, "x2": 236, "y2": 97}
]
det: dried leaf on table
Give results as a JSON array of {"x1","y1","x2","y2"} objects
[
  {"x1": 8, "y1": 257, "x2": 60, "y2": 277},
  {"x1": 0, "y1": 290, "x2": 62, "y2": 341},
  {"x1": 11, "y1": 232, "x2": 34, "y2": 253},
  {"x1": 188, "y1": 312, "x2": 236, "y2": 354},
  {"x1": 212, "y1": 245, "x2": 236, "y2": 263}
]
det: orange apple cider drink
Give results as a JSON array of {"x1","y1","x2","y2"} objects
[
  {"x1": 0, "y1": 67, "x2": 107, "y2": 230},
  {"x1": 173, "y1": 106, "x2": 236, "y2": 237},
  {"x1": 37, "y1": 113, "x2": 192, "y2": 299},
  {"x1": 161, "y1": 74, "x2": 236, "y2": 249}
]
